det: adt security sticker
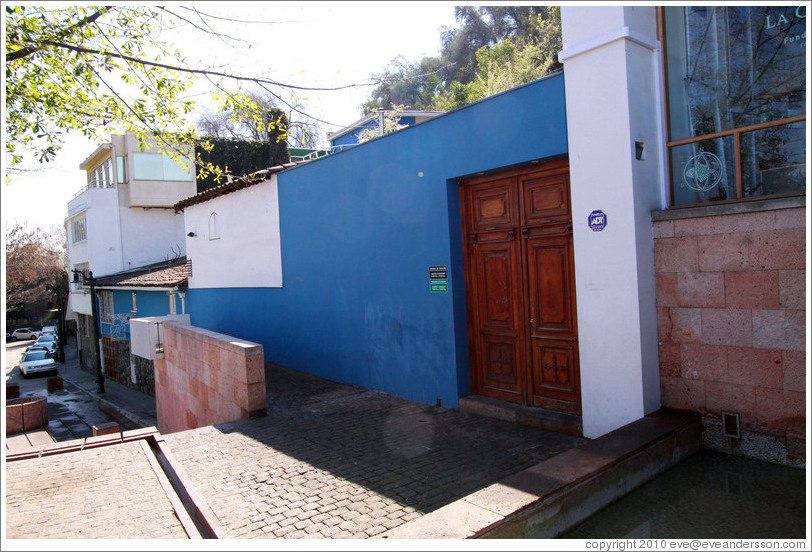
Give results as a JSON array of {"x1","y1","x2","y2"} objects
[{"x1": 588, "y1": 210, "x2": 607, "y2": 232}]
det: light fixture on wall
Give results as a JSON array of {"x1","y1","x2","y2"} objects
[{"x1": 187, "y1": 231, "x2": 196, "y2": 237}]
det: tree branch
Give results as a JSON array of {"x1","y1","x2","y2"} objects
[
  {"x1": 36, "y1": 39, "x2": 380, "y2": 92},
  {"x1": 6, "y1": 6, "x2": 113, "y2": 62}
]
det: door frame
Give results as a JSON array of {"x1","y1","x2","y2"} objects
[{"x1": 459, "y1": 156, "x2": 581, "y2": 411}]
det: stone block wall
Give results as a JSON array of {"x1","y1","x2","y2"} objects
[
  {"x1": 653, "y1": 199, "x2": 805, "y2": 466},
  {"x1": 130, "y1": 355, "x2": 156, "y2": 396},
  {"x1": 154, "y1": 322, "x2": 266, "y2": 434}
]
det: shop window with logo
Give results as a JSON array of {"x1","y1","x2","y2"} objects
[{"x1": 661, "y1": 6, "x2": 806, "y2": 207}]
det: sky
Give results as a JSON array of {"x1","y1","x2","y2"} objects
[{"x1": 2, "y1": 1, "x2": 461, "y2": 233}]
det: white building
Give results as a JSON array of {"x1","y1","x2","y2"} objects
[{"x1": 65, "y1": 133, "x2": 196, "y2": 370}]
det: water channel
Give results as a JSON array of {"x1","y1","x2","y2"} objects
[{"x1": 552, "y1": 450, "x2": 807, "y2": 539}]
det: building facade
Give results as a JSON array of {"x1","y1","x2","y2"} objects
[
  {"x1": 174, "y1": 6, "x2": 805, "y2": 465},
  {"x1": 66, "y1": 133, "x2": 195, "y2": 379}
]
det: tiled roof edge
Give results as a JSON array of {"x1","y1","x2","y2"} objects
[{"x1": 174, "y1": 161, "x2": 303, "y2": 212}]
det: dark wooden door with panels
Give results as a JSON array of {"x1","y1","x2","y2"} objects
[{"x1": 460, "y1": 157, "x2": 581, "y2": 414}]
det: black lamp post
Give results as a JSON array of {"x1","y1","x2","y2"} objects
[
  {"x1": 44, "y1": 282, "x2": 67, "y2": 363},
  {"x1": 72, "y1": 269, "x2": 105, "y2": 394}
]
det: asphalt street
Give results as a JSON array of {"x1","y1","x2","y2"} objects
[{"x1": 5, "y1": 335, "x2": 125, "y2": 441}]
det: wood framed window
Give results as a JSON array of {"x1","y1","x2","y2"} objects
[{"x1": 659, "y1": 6, "x2": 806, "y2": 207}]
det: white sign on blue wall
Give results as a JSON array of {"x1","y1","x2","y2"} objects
[{"x1": 588, "y1": 210, "x2": 607, "y2": 232}]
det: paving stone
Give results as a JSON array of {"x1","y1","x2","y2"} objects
[{"x1": 155, "y1": 364, "x2": 585, "y2": 539}]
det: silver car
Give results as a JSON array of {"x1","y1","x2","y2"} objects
[
  {"x1": 19, "y1": 349, "x2": 58, "y2": 377},
  {"x1": 33, "y1": 334, "x2": 59, "y2": 354}
]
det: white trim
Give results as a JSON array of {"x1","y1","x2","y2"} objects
[
  {"x1": 327, "y1": 109, "x2": 444, "y2": 141},
  {"x1": 558, "y1": 26, "x2": 660, "y2": 63},
  {"x1": 79, "y1": 143, "x2": 113, "y2": 170},
  {"x1": 93, "y1": 285, "x2": 180, "y2": 292}
]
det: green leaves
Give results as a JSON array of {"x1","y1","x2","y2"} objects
[{"x1": 4, "y1": 5, "x2": 200, "y2": 167}]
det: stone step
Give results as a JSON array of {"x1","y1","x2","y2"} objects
[{"x1": 458, "y1": 395, "x2": 583, "y2": 436}]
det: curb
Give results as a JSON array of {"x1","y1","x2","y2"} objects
[{"x1": 59, "y1": 374, "x2": 155, "y2": 430}]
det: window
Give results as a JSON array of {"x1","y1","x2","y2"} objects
[
  {"x1": 71, "y1": 216, "x2": 87, "y2": 243},
  {"x1": 662, "y1": 6, "x2": 806, "y2": 207},
  {"x1": 208, "y1": 212, "x2": 220, "y2": 240},
  {"x1": 87, "y1": 158, "x2": 115, "y2": 189},
  {"x1": 101, "y1": 291, "x2": 115, "y2": 324},
  {"x1": 117, "y1": 156, "x2": 127, "y2": 183},
  {"x1": 72, "y1": 263, "x2": 89, "y2": 290},
  {"x1": 132, "y1": 153, "x2": 194, "y2": 181}
]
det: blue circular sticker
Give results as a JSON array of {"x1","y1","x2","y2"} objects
[{"x1": 588, "y1": 210, "x2": 607, "y2": 232}]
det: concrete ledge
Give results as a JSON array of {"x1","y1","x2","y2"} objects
[
  {"x1": 651, "y1": 196, "x2": 805, "y2": 221},
  {"x1": 379, "y1": 409, "x2": 701, "y2": 539},
  {"x1": 5, "y1": 427, "x2": 161, "y2": 462}
]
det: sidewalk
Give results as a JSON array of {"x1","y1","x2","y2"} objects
[
  {"x1": 7, "y1": 343, "x2": 701, "y2": 539},
  {"x1": 56, "y1": 337, "x2": 158, "y2": 430}
]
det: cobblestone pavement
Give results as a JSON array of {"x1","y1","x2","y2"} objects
[
  {"x1": 5, "y1": 440, "x2": 189, "y2": 539},
  {"x1": 163, "y1": 365, "x2": 585, "y2": 539}
]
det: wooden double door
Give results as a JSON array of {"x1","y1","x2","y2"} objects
[{"x1": 461, "y1": 158, "x2": 581, "y2": 414}]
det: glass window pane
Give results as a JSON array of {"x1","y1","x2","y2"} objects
[
  {"x1": 670, "y1": 136, "x2": 737, "y2": 206},
  {"x1": 665, "y1": 6, "x2": 806, "y2": 141},
  {"x1": 741, "y1": 122, "x2": 806, "y2": 198},
  {"x1": 116, "y1": 156, "x2": 126, "y2": 183},
  {"x1": 132, "y1": 153, "x2": 164, "y2": 180},
  {"x1": 162, "y1": 156, "x2": 194, "y2": 181},
  {"x1": 106, "y1": 159, "x2": 114, "y2": 188}
]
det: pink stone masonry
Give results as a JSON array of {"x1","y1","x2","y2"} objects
[
  {"x1": 154, "y1": 323, "x2": 266, "y2": 434},
  {"x1": 654, "y1": 205, "x2": 806, "y2": 459}
]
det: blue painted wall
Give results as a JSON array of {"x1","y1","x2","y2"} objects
[
  {"x1": 99, "y1": 289, "x2": 182, "y2": 339},
  {"x1": 187, "y1": 73, "x2": 569, "y2": 408}
]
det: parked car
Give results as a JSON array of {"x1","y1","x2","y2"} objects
[
  {"x1": 32, "y1": 334, "x2": 59, "y2": 354},
  {"x1": 40, "y1": 325, "x2": 58, "y2": 336},
  {"x1": 21, "y1": 343, "x2": 56, "y2": 358},
  {"x1": 9, "y1": 328, "x2": 41, "y2": 341},
  {"x1": 19, "y1": 348, "x2": 58, "y2": 377}
]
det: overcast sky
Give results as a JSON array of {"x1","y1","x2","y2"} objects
[{"x1": 2, "y1": 1, "x2": 460, "y2": 232}]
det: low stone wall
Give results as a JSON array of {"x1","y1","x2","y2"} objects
[
  {"x1": 154, "y1": 322, "x2": 266, "y2": 434},
  {"x1": 6, "y1": 396, "x2": 48, "y2": 434}
]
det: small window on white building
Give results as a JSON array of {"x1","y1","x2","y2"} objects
[
  {"x1": 71, "y1": 217, "x2": 87, "y2": 243},
  {"x1": 208, "y1": 212, "x2": 220, "y2": 240},
  {"x1": 72, "y1": 263, "x2": 90, "y2": 290},
  {"x1": 101, "y1": 291, "x2": 115, "y2": 324},
  {"x1": 87, "y1": 159, "x2": 116, "y2": 189},
  {"x1": 117, "y1": 156, "x2": 126, "y2": 183}
]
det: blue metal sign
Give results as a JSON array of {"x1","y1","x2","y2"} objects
[{"x1": 588, "y1": 210, "x2": 607, "y2": 232}]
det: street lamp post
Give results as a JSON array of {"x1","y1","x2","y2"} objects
[
  {"x1": 44, "y1": 282, "x2": 66, "y2": 363},
  {"x1": 72, "y1": 269, "x2": 105, "y2": 394}
]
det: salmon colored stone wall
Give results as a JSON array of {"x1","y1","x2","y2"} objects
[
  {"x1": 154, "y1": 323, "x2": 266, "y2": 434},
  {"x1": 653, "y1": 202, "x2": 806, "y2": 466}
]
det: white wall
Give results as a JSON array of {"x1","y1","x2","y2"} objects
[
  {"x1": 84, "y1": 187, "x2": 123, "y2": 277},
  {"x1": 560, "y1": 5, "x2": 664, "y2": 438},
  {"x1": 118, "y1": 200, "x2": 187, "y2": 270},
  {"x1": 184, "y1": 176, "x2": 283, "y2": 288}
]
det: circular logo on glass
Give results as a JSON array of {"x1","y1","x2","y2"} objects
[{"x1": 683, "y1": 152, "x2": 723, "y2": 192}]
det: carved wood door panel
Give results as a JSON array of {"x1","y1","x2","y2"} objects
[{"x1": 461, "y1": 158, "x2": 581, "y2": 413}]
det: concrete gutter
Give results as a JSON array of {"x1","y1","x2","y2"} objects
[{"x1": 378, "y1": 409, "x2": 701, "y2": 539}]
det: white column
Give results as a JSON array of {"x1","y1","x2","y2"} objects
[{"x1": 559, "y1": 5, "x2": 666, "y2": 438}]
